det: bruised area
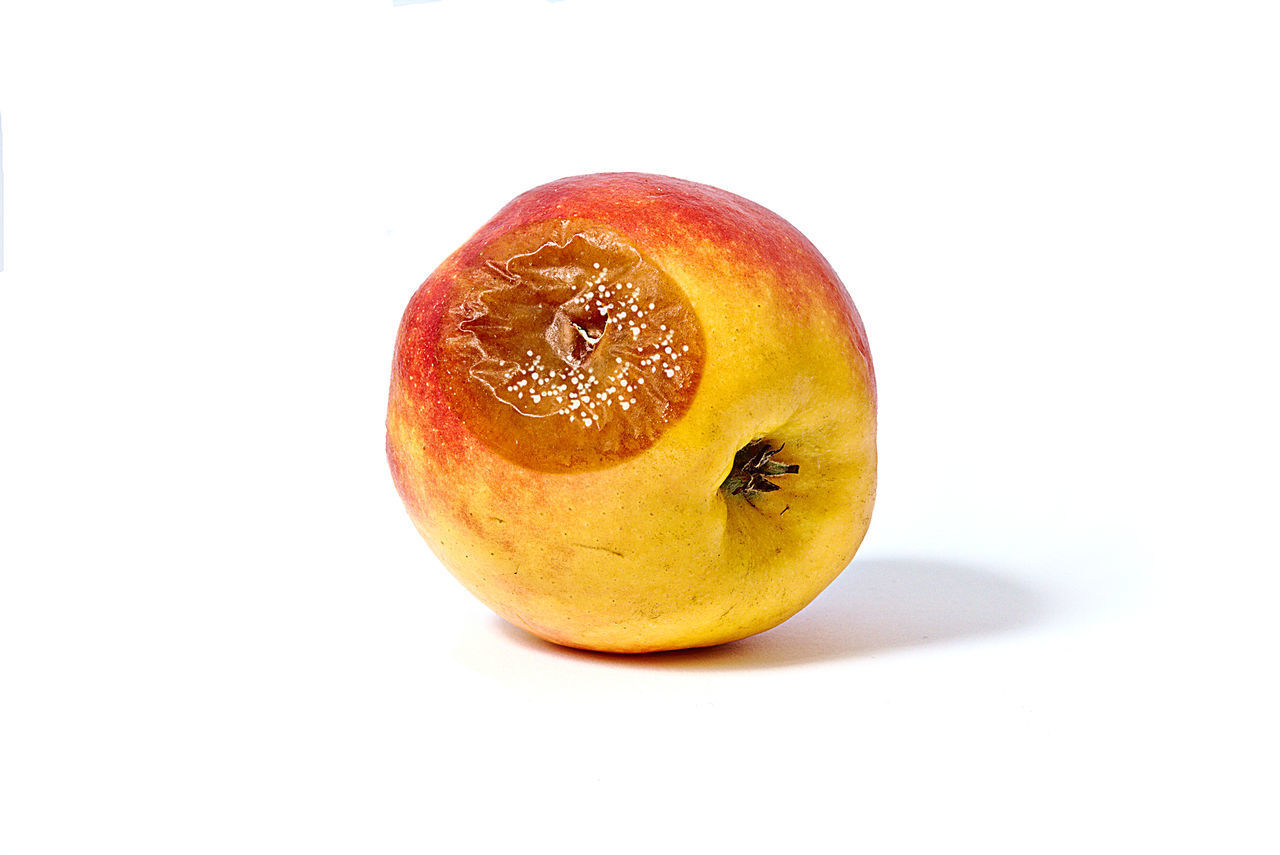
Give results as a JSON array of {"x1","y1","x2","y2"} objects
[{"x1": 437, "y1": 220, "x2": 707, "y2": 472}]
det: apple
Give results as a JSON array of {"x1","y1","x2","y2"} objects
[{"x1": 387, "y1": 173, "x2": 876, "y2": 653}]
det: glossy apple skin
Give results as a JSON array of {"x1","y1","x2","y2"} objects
[{"x1": 388, "y1": 173, "x2": 876, "y2": 653}]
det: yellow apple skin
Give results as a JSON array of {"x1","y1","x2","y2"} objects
[{"x1": 387, "y1": 173, "x2": 876, "y2": 653}]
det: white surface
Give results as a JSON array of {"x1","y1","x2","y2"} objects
[{"x1": 1, "y1": 1, "x2": 1277, "y2": 852}]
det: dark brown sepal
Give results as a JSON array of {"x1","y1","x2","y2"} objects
[{"x1": 722, "y1": 439, "x2": 800, "y2": 502}]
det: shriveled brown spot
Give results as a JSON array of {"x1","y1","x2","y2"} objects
[{"x1": 439, "y1": 220, "x2": 706, "y2": 472}]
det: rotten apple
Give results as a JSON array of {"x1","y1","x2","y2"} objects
[{"x1": 387, "y1": 173, "x2": 876, "y2": 653}]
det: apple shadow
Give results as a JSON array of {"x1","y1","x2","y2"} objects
[{"x1": 492, "y1": 556, "x2": 1047, "y2": 670}]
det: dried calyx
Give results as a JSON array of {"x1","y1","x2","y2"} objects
[{"x1": 721, "y1": 439, "x2": 800, "y2": 502}]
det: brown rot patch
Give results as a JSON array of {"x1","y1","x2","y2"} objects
[{"x1": 439, "y1": 220, "x2": 706, "y2": 472}]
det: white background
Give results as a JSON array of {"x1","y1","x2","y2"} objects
[{"x1": 2, "y1": 1, "x2": 1277, "y2": 852}]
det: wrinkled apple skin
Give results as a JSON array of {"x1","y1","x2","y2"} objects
[{"x1": 388, "y1": 173, "x2": 876, "y2": 653}]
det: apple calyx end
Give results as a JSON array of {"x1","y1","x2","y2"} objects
[{"x1": 721, "y1": 439, "x2": 799, "y2": 504}]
